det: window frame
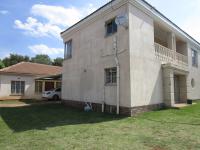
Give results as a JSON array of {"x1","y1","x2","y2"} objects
[
  {"x1": 64, "y1": 39, "x2": 72, "y2": 60},
  {"x1": 35, "y1": 81, "x2": 43, "y2": 94},
  {"x1": 192, "y1": 49, "x2": 198, "y2": 68},
  {"x1": 55, "y1": 81, "x2": 61, "y2": 89},
  {"x1": 105, "y1": 18, "x2": 118, "y2": 37},
  {"x1": 105, "y1": 67, "x2": 117, "y2": 86},
  {"x1": 11, "y1": 81, "x2": 25, "y2": 95}
]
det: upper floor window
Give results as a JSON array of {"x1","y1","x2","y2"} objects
[
  {"x1": 64, "y1": 40, "x2": 72, "y2": 59},
  {"x1": 192, "y1": 49, "x2": 198, "y2": 67},
  {"x1": 105, "y1": 18, "x2": 117, "y2": 36}
]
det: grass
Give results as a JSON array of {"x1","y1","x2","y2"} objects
[{"x1": 0, "y1": 102, "x2": 200, "y2": 150}]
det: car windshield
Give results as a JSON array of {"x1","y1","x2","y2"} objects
[{"x1": 55, "y1": 88, "x2": 61, "y2": 92}]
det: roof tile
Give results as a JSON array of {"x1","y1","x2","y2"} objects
[{"x1": 0, "y1": 62, "x2": 62, "y2": 76}]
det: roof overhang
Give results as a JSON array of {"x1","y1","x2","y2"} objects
[
  {"x1": 61, "y1": 0, "x2": 200, "y2": 48},
  {"x1": 35, "y1": 74, "x2": 62, "y2": 81},
  {"x1": 131, "y1": 0, "x2": 200, "y2": 48}
]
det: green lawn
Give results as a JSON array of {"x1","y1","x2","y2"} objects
[{"x1": 0, "y1": 102, "x2": 200, "y2": 150}]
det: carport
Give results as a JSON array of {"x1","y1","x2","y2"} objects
[{"x1": 35, "y1": 74, "x2": 62, "y2": 92}]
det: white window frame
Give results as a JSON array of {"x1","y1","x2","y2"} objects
[
  {"x1": 11, "y1": 81, "x2": 25, "y2": 95},
  {"x1": 35, "y1": 81, "x2": 43, "y2": 93},
  {"x1": 64, "y1": 40, "x2": 72, "y2": 59},
  {"x1": 105, "y1": 67, "x2": 117, "y2": 86},
  {"x1": 105, "y1": 18, "x2": 117, "y2": 36},
  {"x1": 192, "y1": 49, "x2": 198, "y2": 67}
]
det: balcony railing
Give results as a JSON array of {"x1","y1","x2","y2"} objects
[{"x1": 155, "y1": 42, "x2": 188, "y2": 67}]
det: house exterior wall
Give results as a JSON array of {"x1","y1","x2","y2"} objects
[
  {"x1": 128, "y1": 3, "x2": 163, "y2": 107},
  {"x1": 187, "y1": 44, "x2": 200, "y2": 100},
  {"x1": 62, "y1": 3, "x2": 131, "y2": 107},
  {"x1": 0, "y1": 74, "x2": 41, "y2": 99},
  {"x1": 61, "y1": 0, "x2": 200, "y2": 115}
]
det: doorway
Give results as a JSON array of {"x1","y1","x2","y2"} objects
[{"x1": 45, "y1": 82, "x2": 54, "y2": 91}]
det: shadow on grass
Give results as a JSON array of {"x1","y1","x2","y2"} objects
[{"x1": 0, "y1": 104, "x2": 124, "y2": 132}]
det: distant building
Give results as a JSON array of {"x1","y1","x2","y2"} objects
[{"x1": 0, "y1": 62, "x2": 62, "y2": 100}]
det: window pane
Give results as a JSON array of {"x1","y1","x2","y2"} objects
[
  {"x1": 35, "y1": 81, "x2": 38, "y2": 93},
  {"x1": 106, "y1": 19, "x2": 117, "y2": 35},
  {"x1": 21, "y1": 81, "x2": 25, "y2": 94},
  {"x1": 39, "y1": 82, "x2": 43, "y2": 93},
  {"x1": 16, "y1": 81, "x2": 20, "y2": 94},
  {"x1": 11, "y1": 81, "x2": 15, "y2": 94},
  {"x1": 105, "y1": 67, "x2": 117, "y2": 84},
  {"x1": 68, "y1": 40, "x2": 72, "y2": 58},
  {"x1": 192, "y1": 50, "x2": 198, "y2": 67},
  {"x1": 112, "y1": 72, "x2": 117, "y2": 83},
  {"x1": 64, "y1": 43, "x2": 67, "y2": 59},
  {"x1": 113, "y1": 21, "x2": 117, "y2": 33},
  {"x1": 11, "y1": 81, "x2": 25, "y2": 95},
  {"x1": 105, "y1": 69, "x2": 111, "y2": 84},
  {"x1": 64, "y1": 40, "x2": 72, "y2": 59},
  {"x1": 35, "y1": 81, "x2": 43, "y2": 93},
  {"x1": 106, "y1": 22, "x2": 113, "y2": 35}
]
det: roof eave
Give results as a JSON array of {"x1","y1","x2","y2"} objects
[{"x1": 60, "y1": 0, "x2": 200, "y2": 48}]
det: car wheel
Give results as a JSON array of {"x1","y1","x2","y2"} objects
[{"x1": 53, "y1": 95, "x2": 59, "y2": 101}]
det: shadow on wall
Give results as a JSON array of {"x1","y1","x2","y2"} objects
[
  {"x1": 149, "y1": 67, "x2": 164, "y2": 106},
  {"x1": 0, "y1": 104, "x2": 125, "y2": 132}
]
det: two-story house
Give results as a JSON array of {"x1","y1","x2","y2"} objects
[{"x1": 61, "y1": 0, "x2": 200, "y2": 116}]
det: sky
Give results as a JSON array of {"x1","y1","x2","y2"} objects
[{"x1": 0, "y1": 0, "x2": 200, "y2": 59}]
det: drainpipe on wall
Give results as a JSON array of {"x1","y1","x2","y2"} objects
[{"x1": 113, "y1": 36, "x2": 120, "y2": 115}]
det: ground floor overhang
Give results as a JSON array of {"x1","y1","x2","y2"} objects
[{"x1": 162, "y1": 63, "x2": 189, "y2": 107}]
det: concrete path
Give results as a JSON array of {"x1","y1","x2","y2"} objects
[
  {"x1": 0, "y1": 101, "x2": 61, "y2": 108},
  {"x1": 173, "y1": 103, "x2": 197, "y2": 108}
]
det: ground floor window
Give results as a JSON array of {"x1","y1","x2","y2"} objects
[
  {"x1": 35, "y1": 81, "x2": 43, "y2": 93},
  {"x1": 105, "y1": 67, "x2": 117, "y2": 85},
  {"x1": 11, "y1": 81, "x2": 25, "y2": 95}
]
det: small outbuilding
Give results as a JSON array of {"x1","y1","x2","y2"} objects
[{"x1": 0, "y1": 62, "x2": 62, "y2": 100}]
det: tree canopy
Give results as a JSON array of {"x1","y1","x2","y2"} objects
[
  {"x1": 2, "y1": 54, "x2": 30, "y2": 67},
  {"x1": 31, "y1": 54, "x2": 52, "y2": 65},
  {"x1": 0, "y1": 59, "x2": 5, "y2": 69},
  {"x1": 1, "y1": 53, "x2": 63, "y2": 67},
  {"x1": 52, "y1": 57, "x2": 63, "y2": 66}
]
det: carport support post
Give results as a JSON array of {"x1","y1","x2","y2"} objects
[
  {"x1": 163, "y1": 67, "x2": 175, "y2": 107},
  {"x1": 54, "y1": 81, "x2": 56, "y2": 89}
]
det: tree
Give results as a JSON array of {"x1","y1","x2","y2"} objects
[
  {"x1": 52, "y1": 57, "x2": 63, "y2": 66},
  {"x1": 0, "y1": 59, "x2": 5, "y2": 69},
  {"x1": 2, "y1": 54, "x2": 30, "y2": 67},
  {"x1": 31, "y1": 54, "x2": 52, "y2": 65}
]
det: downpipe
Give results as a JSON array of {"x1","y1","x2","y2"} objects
[{"x1": 114, "y1": 36, "x2": 120, "y2": 115}]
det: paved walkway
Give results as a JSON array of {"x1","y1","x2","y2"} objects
[
  {"x1": 173, "y1": 103, "x2": 197, "y2": 108},
  {"x1": 0, "y1": 101, "x2": 61, "y2": 108}
]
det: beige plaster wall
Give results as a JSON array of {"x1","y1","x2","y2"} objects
[
  {"x1": 62, "y1": 4, "x2": 131, "y2": 107},
  {"x1": 129, "y1": 3, "x2": 164, "y2": 107},
  {"x1": 0, "y1": 74, "x2": 41, "y2": 99}
]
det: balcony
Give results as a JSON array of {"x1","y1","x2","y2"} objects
[{"x1": 155, "y1": 42, "x2": 188, "y2": 70}]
